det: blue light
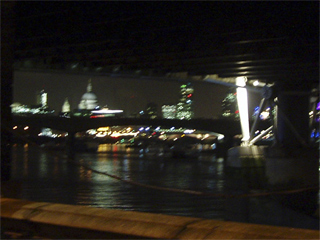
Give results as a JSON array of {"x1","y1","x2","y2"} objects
[
  {"x1": 311, "y1": 131, "x2": 315, "y2": 138},
  {"x1": 253, "y1": 106, "x2": 260, "y2": 116}
]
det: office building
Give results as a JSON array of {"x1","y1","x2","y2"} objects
[
  {"x1": 176, "y1": 82, "x2": 194, "y2": 120},
  {"x1": 162, "y1": 104, "x2": 176, "y2": 119},
  {"x1": 221, "y1": 89, "x2": 239, "y2": 120}
]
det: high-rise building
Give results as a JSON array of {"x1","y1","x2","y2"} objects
[
  {"x1": 162, "y1": 104, "x2": 176, "y2": 119},
  {"x1": 11, "y1": 89, "x2": 54, "y2": 116},
  {"x1": 221, "y1": 88, "x2": 239, "y2": 120},
  {"x1": 37, "y1": 89, "x2": 48, "y2": 108},
  {"x1": 176, "y1": 82, "x2": 194, "y2": 120}
]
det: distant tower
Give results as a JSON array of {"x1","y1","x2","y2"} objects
[
  {"x1": 62, "y1": 98, "x2": 71, "y2": 113},
  {"x1": 176, "y1": 82, "x2": 194, "y2": 120},
  {"x1": 162, "y1": 104, "x2": 176, "y2": 119},
  {"x1": 37, "y1": 89, "x2": 48, "y2": 108}
]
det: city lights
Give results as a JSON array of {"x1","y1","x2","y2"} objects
[
  {"x1": 91, "y1": 109, "x2": 123, "y2": 114},
  {"x1": 96, "y1": 132, "x2": 107, "y2": 138},
  {"x1": 10, "y1": 73, "x2": 272, "y2": 148},
  {"x1": 217, "y1": 134, "x2": 224, "y2": 141},
  {"x1": 183, "y1": 129, "x2": 195, "y2": 134}
]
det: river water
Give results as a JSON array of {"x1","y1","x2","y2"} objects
[
  {"x1": 9, "y1": 143, "x2": 319, "y2": 230},
  {"x1": 11, "y1": 143, "x2": 226, "y2": 220}
]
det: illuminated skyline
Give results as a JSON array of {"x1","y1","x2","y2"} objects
[{"x1": 13, "y1": 70, "x2": 261, "y2": 119}]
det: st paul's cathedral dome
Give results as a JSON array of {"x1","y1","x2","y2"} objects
[{"x1": 78, "y1": 79, "x2": 98, "y2": 110}]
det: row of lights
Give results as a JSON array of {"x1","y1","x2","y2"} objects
[
  {"x1": 12, "y1": 125, "x2": 224, "y2": 141},
  {"x1": 13, "y1": 125, "x2": 29, "y2": 130}
]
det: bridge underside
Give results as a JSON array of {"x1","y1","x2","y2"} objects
[{"x1": 11, "y1": 2, "x2": 319, "y2": 90}]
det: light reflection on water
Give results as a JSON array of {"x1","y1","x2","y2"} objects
[
  {"x1": 10, "y1": 143, "x2": 319, "y2": 230},
  {"x1": 11, "y1": 144, "x2": 225, "y2": 219},
  {"x1": 39, "y1": 152, "x2": 49, "y2": 178}
]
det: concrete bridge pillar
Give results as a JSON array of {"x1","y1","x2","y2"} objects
[
  {"x1": 225, "y1": 87, "x2": 319, "y2": 226},
  {"x1": 265, "y1": 89, "x2": 318, "y2": 187},
  {"x1": 227, "y1": 88, "x2": 318, "y2": 184},
  {"x1": 274, "y1": 91, "x2": 310, "y2": 147},
  {"x1": 264, "y1": 89, "x2": 318, "y2": 217}
]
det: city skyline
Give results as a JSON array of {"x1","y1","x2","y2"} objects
[{"x1": 13, "y1": 70, "x2": 261, "y2": 119}]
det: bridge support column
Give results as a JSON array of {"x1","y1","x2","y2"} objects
[
  {"x1": 226, "y1": 89, "x2": 318, "y2": 187},
  {"x1": 274, "y1": 91, "x2": 310, "y2": 147},
  {"x1": 225, "y1": 89, "x2": 319, "y2": 227},
  {"x1": 265, "y1": 90, "x2": 318, "y2": 187},
  {"x1": 264, "y1": 90, "x2": 318, "y2": 217}
]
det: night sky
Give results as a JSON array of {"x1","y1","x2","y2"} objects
[{"x1": 12, "y1": 1, "x2": 317, "y2": 118}]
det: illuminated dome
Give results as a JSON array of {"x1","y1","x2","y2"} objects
[
  {"x1": 78, "y1": 79, "x2": 98, "y2": 110},
  {"x1": 81, "y1": 92, "x2": 97, "y2": 101}
]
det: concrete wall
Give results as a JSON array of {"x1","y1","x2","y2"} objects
[{"x1": 1, "y1": 198, "x2": 318, "y2": 239}]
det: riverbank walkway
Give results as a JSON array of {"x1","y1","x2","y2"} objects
[{"x1": 1, "y1": 198, "x2": 319, "y2": 239}]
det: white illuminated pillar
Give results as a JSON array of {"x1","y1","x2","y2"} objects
[
  {"x1": 62, "y1": 98, "x2": 71, "y2": 113},
  {"x1": 236, "y1": 77, "x2": 250, "y2": 145},
  {"x1": 41, "y1": 91, "x2": 47, "y2": 107}
]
